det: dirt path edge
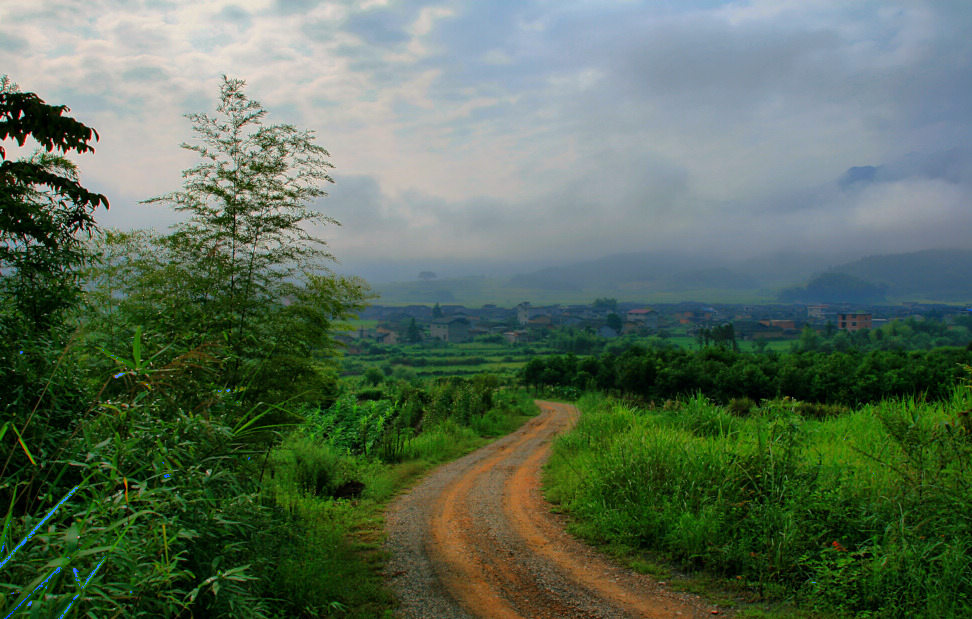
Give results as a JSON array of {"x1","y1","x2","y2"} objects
[{"x1": 384, "y1": 400, "x2": 722, "y2": 618}]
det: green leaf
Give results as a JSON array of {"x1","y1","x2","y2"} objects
[
  {"x1": 10, "y1": 424, "x2": 37, "y2": 466},
  {"x1": 98, "y1": 347, "x2": 134, "y2": 372},
  {"x1": 132, "y1": 325, "x2": 142, "y2": 370}
]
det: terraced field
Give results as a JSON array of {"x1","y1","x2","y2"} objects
[{"x1": 343, "y1": 342, "x2": 560, "y2": 378}]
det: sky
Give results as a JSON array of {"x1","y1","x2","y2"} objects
[{"x1": 2, "y1": 0, "x2": 972, "y2": 282}]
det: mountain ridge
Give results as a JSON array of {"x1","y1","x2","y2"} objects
[{"x1": 371, "y1": 248, "x2": 972, "y2": 305}]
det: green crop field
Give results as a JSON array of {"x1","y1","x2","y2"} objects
[{"x1": 342, "y1": 341, "x2": 561, "y2": 379}]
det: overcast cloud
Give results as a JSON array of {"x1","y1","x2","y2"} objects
[{"x1": 2, "y1": 0, "x2": 971, "y2": 281}]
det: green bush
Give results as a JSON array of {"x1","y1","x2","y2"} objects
[
  {"x1": 1, "y1": 337, "x2": 283, "y2": 617},
  {"x1": 268, "y1": 434, "x2": 355, "y2": 498}
]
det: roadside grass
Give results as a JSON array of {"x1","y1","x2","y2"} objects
[
  {"x1": 264, "y1": 388, "x2": 539, "y2": 616},
  {"x1": 544, "y1": 389, "x2": 972, "y2": 617}
]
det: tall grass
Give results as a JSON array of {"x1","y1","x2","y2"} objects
[
  {"x1": 1, "y1": 334, "x2": 286, "y2": 617},
  {"x1": 545, "y1": 388, "x2": 972, "y2": 616}
]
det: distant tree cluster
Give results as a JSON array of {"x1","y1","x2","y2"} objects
[
  {"x1": 696, "y1": 323, "x2": 738, "y2": 350},
  {"x1": 521, "y1": 346, "x2": 972, "y2": 406},
  {"x1": 798, "y1": 316, "x2": 971, "y2": 353},
  {"x1": 545, "y1": 327, "x2": 607, "y2": 355},
  {"x1": 592, "y1": 297, "x2": 618, "y2": 311}
]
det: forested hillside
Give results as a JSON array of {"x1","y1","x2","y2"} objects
[
  {"x1": 833, "y1": 249, "x2": 972, "y2": 300},
  {"x1": 375, "y1": 247, "x2": 972, "y2": 305}
]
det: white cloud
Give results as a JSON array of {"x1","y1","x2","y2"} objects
[
  {"x1": 848, "y1": 179, "x2": 965, "y2": 232},
  {"x1": 1, "y1": 0, "x2": 970, "y2": 277},
  {"x1": 411, "y1": 5, "x2": 454, "y2": 37}
]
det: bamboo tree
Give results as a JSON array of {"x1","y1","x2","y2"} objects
[{"x1": 144, "y1": 76, "x2": 359, "y2": 391}]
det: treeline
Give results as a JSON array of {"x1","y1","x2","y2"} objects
[
  {"x1": 793, "y1": 314, "x2": 972, "y2": 353},
  {"x1": 522, "y1": 346, "x2": 972, "y2": 406}
]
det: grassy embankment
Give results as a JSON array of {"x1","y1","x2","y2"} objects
[
  {"x1": 263, "y1": 384, "x2": 539, "y2": 617},
  {"x1": 544, "y1": 388, "x2": 972, "y2": 617}
]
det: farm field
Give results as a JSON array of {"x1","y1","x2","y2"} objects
[
  {"x1": 342, "y1": 341, "x2": 561, "y2": 379},
  {"x1": 371, "y1": 275, "x2": 783, "y2": 307}
]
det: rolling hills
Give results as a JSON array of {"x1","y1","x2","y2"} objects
[{"x1": 372, "y1": 248, "x2": 972, "y2": 306}]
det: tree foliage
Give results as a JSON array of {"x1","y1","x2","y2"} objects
[
  {"x1": 0, "y1": 77, "x2": 109, "y2": 330},
  {"x1": 0, "y1": 76, "x2": 372, "y2": 617},
  {"x1": 0, "y1": 78, "x2": 109, "y2": 501},
  {"x1": 131, "y1": 76, "x2": 367, "y2": 400},
  {"x1": 522, "y1": 346, "x2": 972, "y2": 407}
]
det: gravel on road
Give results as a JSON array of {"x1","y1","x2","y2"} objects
[{"x1": 384, "y1": 401, "x2": 723, "y2": 618}]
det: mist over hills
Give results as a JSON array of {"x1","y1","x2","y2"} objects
[
  {"x1": 371, "y1": 248, "x2": 972, "y2": 306},
  {"x1": 506, "y1": 254, "x2": 765, "y2": 297},
  {"x1": 831, "y1": 249, "x2": 972, "y2": 302}
]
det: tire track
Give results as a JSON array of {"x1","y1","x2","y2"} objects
[{"x1": 385, "y1": 401, "x2": 720, "y2": 618}]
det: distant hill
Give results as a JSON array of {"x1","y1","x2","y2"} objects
[
  {"x1": 661, "y1": 267, "x2": 758, "y2": 291},
  {"x1": 780, "y1": 272, "x2": 888, "y2": 304},
  {"x1": 734, "y1": 250, "x2": 854, "y2": 287},
  {"x1": 372, "y1": 248, "x2": 972, "y2": 306},
  {"x1": 507, "y1": 273, "x2": 581, "y2": 292},
  {"x1": 830, "y1": 249, "x2": 972, "y2": 301}
]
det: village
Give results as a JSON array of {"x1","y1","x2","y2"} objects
[{"x1": 342, "y1": 299, "x2": 968, "y2": 348}]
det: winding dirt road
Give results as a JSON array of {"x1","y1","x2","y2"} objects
[{"x1": 384, "y1": 401, "x2": 721, "y2": 618}]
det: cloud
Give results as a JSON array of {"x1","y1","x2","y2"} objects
[
  {"x1": 0, "y1": 29, "x2": 28, "y2": 52},
  {"x1": 345, "y1": 8, "x2": 412, "y2": 46},
  {"x1": 121, "y1": 66, "x2": 168, "y2": 82},
  {"x1": 216, "y1": 4, "x2": 253, "y2": 29},
  {"x1": 1, "y1": 0, "x2": 971, "y2": 281}
]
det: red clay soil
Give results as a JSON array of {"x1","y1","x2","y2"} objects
[{"x1": 384, "y1": 401, "x2": 723, "y2": 618}]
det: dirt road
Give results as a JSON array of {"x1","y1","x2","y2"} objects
[{"x1": 384, "y1": 401, "x2": 720, "y2": 618}]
